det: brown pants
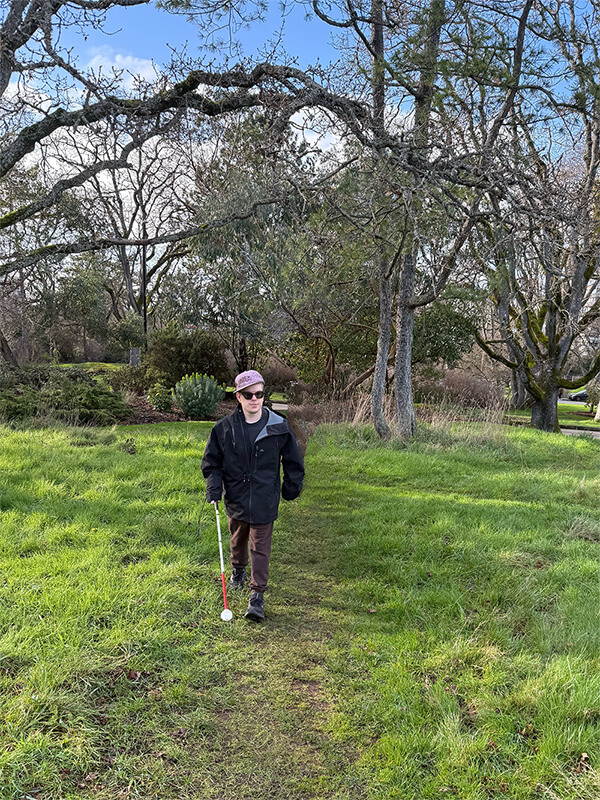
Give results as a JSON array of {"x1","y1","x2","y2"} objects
[{"x1": 228, "y1": 517, "x2": 274, "y2": 594}]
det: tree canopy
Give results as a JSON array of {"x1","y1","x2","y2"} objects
[{"x1": 3, "y1": 0, "x2": 600, "y2": 434}]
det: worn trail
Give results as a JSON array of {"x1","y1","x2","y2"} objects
[{"x1": 184, "y1": 497, "x2": 359, "y2": 800}]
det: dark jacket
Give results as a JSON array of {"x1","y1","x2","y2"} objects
[{"x1": 201, "y1": 406, "x2": 305, "y2": 524}]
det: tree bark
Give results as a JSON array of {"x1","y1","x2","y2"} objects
[
  {"x1": 393, "y1": 0, "x2": 445, "y2": 440},
  {"x1": 369, "y1": 0, "x2": 392, "y2": 439},
  {"x1": 395, "y1": 252, "x2": 417, "y2": 438},
  {"x1": 511, "y1": 369, "x2": 528, "y2": 409},
  {"x1": 372, "y1": 253, "x2": 392, "y2": 438},
  {"x1": 530, "y1": 385, "x2": 560, "y2": 433},
  {"x1": 0, "y1": 325, "x2": 18, "y2": 367}
]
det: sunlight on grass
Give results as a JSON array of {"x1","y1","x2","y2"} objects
[
  {"x1": 303, "y1": 423, "x2": 600, "y2": 799},
  {"x1": 0, "y1": 420, "x2": 598, "y2": 799},
  {"x1": 507, "y1": 402, "x2": 600, "y2": 430}
]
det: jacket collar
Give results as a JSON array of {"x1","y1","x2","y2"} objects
[{"x1": 233, "y1": 405, "x2": 288, "y2": 441}]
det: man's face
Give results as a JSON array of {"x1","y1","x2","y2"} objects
[{"x1": 236, "y1": 382, "x2": 265, "y2": 415}]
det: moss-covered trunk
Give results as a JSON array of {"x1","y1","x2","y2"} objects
[{"x1": 530, "y1": 385, "x2": 560, "y2": 432}]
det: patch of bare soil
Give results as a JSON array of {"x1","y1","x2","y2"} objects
[
  {"x1": 123, "y1": 397, "x2": 187, "y2": 425},
  {"x1": 123, "y1": 398, "x2": 237, "y2": 425}
]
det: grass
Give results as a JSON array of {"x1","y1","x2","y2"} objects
[
  {"x1": 0, "y1": 419, "x2": 599, "y2": 798},
  {"x1": 57, "y1": 363, "x2": 127, "y2": 372},
  {"x1": 507, "y1": 403, "x2": 600, "y2": 430}
]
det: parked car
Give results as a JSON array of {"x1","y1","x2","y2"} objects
[{"x1": 568, "y1": 390, "x2": 589, "y2": 402}]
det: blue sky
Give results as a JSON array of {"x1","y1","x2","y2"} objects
[{"x1": 65, "y1": 2, "x2": 337, "y2": 78}]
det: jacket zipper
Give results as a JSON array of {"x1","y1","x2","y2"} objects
[
  {"x1": 237, "y1": 408, "x2": 272, "y2": 522},
  {"x1": 242, "y1": 412, "x2": 253, "y2": 521}
]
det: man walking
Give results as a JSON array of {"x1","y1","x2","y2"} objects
[{"x1": 201, "y1": 370, "x2": 305, "y2": 621}]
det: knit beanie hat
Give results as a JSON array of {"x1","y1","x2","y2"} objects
[{"x1": 234, "y1": 370, "x2": 264, "y2": 392}]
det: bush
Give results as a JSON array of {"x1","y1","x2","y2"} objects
[
  {"x1": 105, "y1": 312, "x2": 146, "y2": 362},
  {"x1": 260, "y1": 357, "x2": 297, "y2": 392},
  {"x1": 414, "y1": 369, "x2": 505, "y2": 408},
  {"x1": 172, "y1": 373, "x2": 225, "y2": 419},
  {"x1": 287, "y1": 380, "x2": 312, "y2": 404},
  {"x1": 145, "y1": 324, "x2": 229, "y2": 388},
  {"x1": 0, "y1": 366, "x2": 130, "y2": 425},
  {"x1": 147, "y1": 383, "x2": 173, "y2": 413},
  {"x1": 0, "y1": 364, "x2": 54, "y2": 390},
  {"x1": 0, "y1": 385, "x2": 39, "y2": 420},
  {"x1": 108, "y1": 365, "x2": 152, "y2": 395}
]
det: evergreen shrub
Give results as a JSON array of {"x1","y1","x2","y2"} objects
[
  {"x1": 109, "y1": 365, "x2": 152, "y2": 394},
  {"x1": 104, "y1": 312, "x2": 146, "y2": 362},
  {"x1": 172, "y1": 373, "x2": 225, "y2": 419},
  {"x1": 145, "y1": 324, "x2": 229, "y2": 388},
  {"x1": 0, "y1": 366, "x2": 129, "y2": 425},
  {"x1": 147, "y1": 383, "x2": 173, "y2": 413}
]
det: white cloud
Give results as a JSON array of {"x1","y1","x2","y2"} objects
[
  {"x1": 87, "y1": 47, "x2": 158, "y2": 89},
  {"x1": 290, "y1": 109, "x2": 341, "y2": 154},
  {"x1": 4, "y1": 79, "x2": 53, "y2": 111}
]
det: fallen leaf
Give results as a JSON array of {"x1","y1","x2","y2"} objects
[
  {"x1": 169, "y1": 727, "x2": 189, "y2": 740},
  {"x1": 575, "y1": 753, "x2": 590, "y2": 773}
]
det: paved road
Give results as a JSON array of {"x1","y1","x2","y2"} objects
[{"x1": 562, "y1": 427, "x2": 600, "y2": 439}]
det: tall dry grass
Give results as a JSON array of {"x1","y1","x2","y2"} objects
[{"x1": 288, "y1": 392, "x2": 511, "y2": 452}]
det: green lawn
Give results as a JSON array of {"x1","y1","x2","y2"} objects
[
  {"x1": 58, "y1": 363, "x2": 127, "y2": 372},
  {"x1": 507, "y1": 402, "x2": 599, "y2": 430},
  {"x1": 0, "y1": 420, "x2": 599, "y2": 798}
]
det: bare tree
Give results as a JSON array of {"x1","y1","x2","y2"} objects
[
  {"x1": 4, "y1": 0, "x2": 598, "y2": 446},
  {"x1": 0, "y1": 0, "x2": 373, "y2": 287},
  {"x1": 473, "y1": 0, "x2": 600, "y2": 432},
  {"x1": 304, "y1": 0, "x2": 535, "y2": 437},
  {"x1": 65, "y1": 122, "x2": 200, "y2": 328}
]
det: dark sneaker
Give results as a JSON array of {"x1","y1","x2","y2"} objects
[
  {"x1": 244, "y1": 591, "x2": 265, "y2": 622},
  {"x1": 229, "y1": 568, "x2": 247, "y2": 590}
]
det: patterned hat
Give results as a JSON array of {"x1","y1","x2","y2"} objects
[{"x1": 234, "y1": 370, "x2": 264, "y2": 392}]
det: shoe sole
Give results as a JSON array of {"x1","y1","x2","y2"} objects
[{"x1": 244, "y1": 610, "x2": 264, "y2": 622}]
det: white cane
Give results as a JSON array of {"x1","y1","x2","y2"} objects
[{"x1": 214, "y1": 502, "x2": 233, "y2": 621}]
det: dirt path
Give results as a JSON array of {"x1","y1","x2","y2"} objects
[{"x1": 180, "y1": 504, "x2": 359, "y2": 800}]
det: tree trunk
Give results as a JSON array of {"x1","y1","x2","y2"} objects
[
  {"x1": 372, "y1": 254, "x2": 392, "y2": 438},
  {"x1": 119, "y1": 246, "x2": 138, "y2": 312},
  {"x1": 0, "y1": 325, "x2": 18, "y2": 367},
  {"x1": 370, "y1": 0, "x2": 391, "y2": 439},
  {"x1": 530, "y1": 385, "x2": 560, "y2": 432},
  {"x1": 19, "y1": 268, "x2": 32, "y2": 361},
  {"x1": 392, "y1": 0, "x2": 444, "y2": 440},
  {"x1": 394, "y1": 253, "x2": 417, "y2": 439},
  {"x1": 238, "y1": 337, "x2": 248, "y2": 373},
  {"x1": 511, "y1": 369, "x2": 528, "y2": 409}
]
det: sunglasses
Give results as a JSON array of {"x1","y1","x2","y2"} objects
[{"x1": 239, "y1": 390, "x2": 265, "y2": 400}]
